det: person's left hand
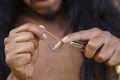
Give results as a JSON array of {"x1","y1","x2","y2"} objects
[{"x1": 62, "y1": 27, "x2": 120, "y2": 66}]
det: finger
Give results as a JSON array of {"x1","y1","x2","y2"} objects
[
  {"x1": 15, "y1": 42, "x2": 35, "y2": 55},
  {"x1": 62, "y1": 28, "x2": 103, "y2": 43},
  {"x1": 10, "y1": 23, "x2": 47, "y2": 40},
  {"x1": 5, "y1": 42, "x2": 36, "y2": 55},
  {"x1": 6, "y1": 53, "x2": 31, "y2": 67},
  {"x1": 94, "y1": 44, "x2": 114, "y2": 63},
  {"x1": 85, "y1": 36, "x2": 105, "y2": 58},
  {"x1": 12, "y1": 63, "x2": 34, "y2": 79},
  {"x1": 9, "y1": 28, "x2": 18, "y2": 36},
  {"x1": 106, "y1": 50, "x2": 120, "y2": 66},
  {"x1": 94, "y1": 35, "x2": 117, "y2": 63},
  {"x1": 12, "y1": 32, "x2": 35, "y2": 43},
  {"x1": 4, "y1": 37, "x2": 9, "y2": 44}
]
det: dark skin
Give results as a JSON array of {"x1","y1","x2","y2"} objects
[{"x1": 4, "y1": 0, "x2": 120, "y2": 80}]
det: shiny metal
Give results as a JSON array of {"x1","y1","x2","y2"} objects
[
  {"x1": 70, "y1": 41, "x2": 86, "y2": 49},
  {"x1": 116, "y1": 65, "x2": 120, "y2": 75},
  {"x1": 51, "y1": 40, "x2": 63, "y2": 52}
]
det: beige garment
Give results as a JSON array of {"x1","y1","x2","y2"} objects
[{"x1": 118, "y1": 76, "x2": 120, "y2": 80}]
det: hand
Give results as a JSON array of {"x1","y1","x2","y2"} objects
[
  {"x1": 62, "y1": 28, "x2": 120, "y2": 66},
  {"x1": 4, "y1": 23, "x2": 47, "y2": 80}
]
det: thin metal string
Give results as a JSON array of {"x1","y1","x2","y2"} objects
[
  {"x1": 39, "y1": 25, "x2": 61, "y2": 41},
  {"x1": 45, "y1": 29, "x2": 60, "y2": 41}
]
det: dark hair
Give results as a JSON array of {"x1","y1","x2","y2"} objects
[
  {"x1": 0, "y1": 0, "x2": 17, "y2": 32},
  {"x1": 0, "y1": 0, "x2": 19, "y2": 79},
  {"x1": 67, "y1": 0, "x2": 120, "y2": 37},
  {"x1": 66, "y1": 0, "x2": 120, "y2": 80},
  {"x1": 0, "y1": 0, "x2": 120, "y2": 80}
]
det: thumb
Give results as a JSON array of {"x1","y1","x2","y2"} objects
[
  {"x1": 62, "y1": 28, "x2": 102, "y2": 43},
  {"x1": 16, "y1": 23, "x2": 47, "y2": 40}
]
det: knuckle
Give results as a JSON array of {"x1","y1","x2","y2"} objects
[
  {"x1": 27, "y1": 32, "x2": 34, "y2": 39},
  {"x1": 4, "y1": 37, "x2": 9, "y2": 44},
  {"x1": 24, "y1": 23, "x2": 33, "y2": 27},
  {"x1": 21, "y1": 23, "x2": 32, "y2": 29},
  {"x1": 96, "y1": 54, "x2": 106, "y2": 62},
  {"x1": 109, "y1": 38, "x2": 118, "y2": 46},
  {"x1": 6, "y1": 55, "x2": 13, "y2": 65},
  {"x1": 23, "y1": 42, "x2": 35, "y2": 51},
  {"x1": 9, "y1": 29, "x2": 16, "y2": 35},
  {"x1": 26, "y1": 53, "x2": 31, "y2": 60},
  {"x1": 5, "y1": 46, "x2": 9, "y2": 54},
  {"x1": 91, "y1": 28, "x2": 102, "y2": 35},
  {"x1": 9, "y1": 30, "x2": 13, "y2": 35},
  {"x1": 91, "y1": 27, "x2": 100, "y2": 32},
  {"x1": 87, "y1": 41, "x2": 96, "y2": 50},
  {"x1": 85, "y1": 48, "x2": 95, "y2": 59},
  {"x1": 16, "y1": 42, "x2": 35, "y2": 53},
  {"x1": 31, "y1": 40, "x2": 38, "y2": 48},
  {"x1": 112, "y1": 37, "x2": 119, "y2": 44},
  {"x1": 29, "y1": 42, "x2": 35, "y2": 49},
  {"x1": 107, "y1": 61, "x2": 114, "y2": 66},
  {"x1": 23, "y1": 24, "x2": 29, "y2": 29},
  {"x1": 24, "y1": 23, "x2": 36, "y2": 29},
  {"x1": 14, "y1": 33, "x2": 34, "y2": 42},
  {"x1": 92, "y1": 27, "x2": 99, "y2": 30},
  {"x1": 103, "y1": 31, "x2": 111, "y2": 36},
  {"x1": 84, "y1": 52, "x2": 92, "y2": 59}
]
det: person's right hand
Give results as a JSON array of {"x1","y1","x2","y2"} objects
[{"x1": 4, "y1": 23, "x2": 47, "y2": 80}]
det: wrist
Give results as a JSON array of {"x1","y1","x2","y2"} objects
[{"x1": 7, "y1": 73, "x2": 21, "y2": 80}]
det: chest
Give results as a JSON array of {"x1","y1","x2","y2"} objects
[
  {"x1": 30, "y1": 33, "x2": 84, "y2": 80},
  {"x1": 16, "y1": 14, "x2": 84, "y2": 80}
]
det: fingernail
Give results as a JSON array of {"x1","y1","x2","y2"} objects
[
  {"x1": 39, "y1": 25, "x2": 45, "y2": 30},
  {"x1": 43, "y1": 33, "x2": 47, "y2": 39},
  {"x1": 62, "y1": 36, "x2": 70, "y2": 42}
]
